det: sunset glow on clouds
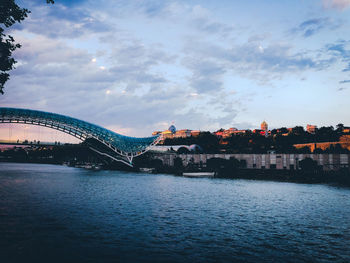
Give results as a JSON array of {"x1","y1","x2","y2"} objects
[
  {"x1": 323, "y1": 0, "x2": 350, "y2": 10},
  {"x1": 1, "y1": 0, "x2": 350, "y2": 141}
]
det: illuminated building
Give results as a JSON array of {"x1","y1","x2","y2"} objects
[
  {"x1": 214, "y1": 130, "x2": 224, "y2": 138},
  {"x1": 261, "y1": 121, "x2": 268, "y2": 131},
  {"x1": 152, "y1": 131, "x2": 162, "y2": 136},
  {"x1": 223, "y1": 128, "x2": 237, "y2": 138},
  {"x1": 215, "y1": 128, "x2": 248, "y2": 138},
  {"x1": 191, "y1": 130, "x2": 201, "y2": 137},
  {"x1": 306, "y1": 124, "x2": 317, "y2": 134},
  {"x1": 231, "y1": 130, "x2": 247, "y2": 136},
  {"x1": 174, "y1": 129, "x2": 192, "y2": 138},
  {"x1": 261, "y1": 121, "x2": 268, "y2": 137}
]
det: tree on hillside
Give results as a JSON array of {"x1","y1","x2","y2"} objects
[
  {"x1": 316, "y1": 126, "x2": 338, "y2": 142},
  {"x1": 173, "y1": 157, "x2": 183, "y2": 170},
  {"x1": 278, "y1": 127, "x2": 289, "y2": 134},
  {"x1": 292, "y1": 126, "x2": 305, "y2": 136},
  {"x1": 0, "y1": 0, "x2": 54, "y2": 94},
  {"x1": 336, "y1": 123, "x2": 344, "y2": 132},
  {"x1": 299, "y1": 157, "x2": 318, "y2": 172}
]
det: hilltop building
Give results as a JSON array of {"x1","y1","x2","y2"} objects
[
  {"x1": 153, "y1": 125, "x2": 178, "y2": 141},
  {"x1": 261, "y1": 121, "x2": 268, "y2": 131},
  {"x1": 174, "y1": 129, "x2": 192, "y2": 138},
  {"x1": 190, "y1": 130, "x2": 201, "y2": 137},
  {"x1": 223, "y1": 128, "x2": 238, "y2": 138},
  {"x1": 261, "y1": 121, "x2": 268, "y2": 137},
  {"x1": 152, "y1": 125, "x2": 203, "y2": 143},
  {"x1": 161, "y1": 130, "x2": 174, "y2": 139},
  {"x1": 214, "y1": 128, "x2": 248, "y2": 138},
  {"x1": 306, "y1": 124, "x2": 317, "y2": 134},
  {"x1": 214, "y1": 129, "x2": 224, "y2": 138}
]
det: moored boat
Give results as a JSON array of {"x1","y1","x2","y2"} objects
[
  {"x1": 182, "y1": 172, "x2": 215, "y2": 178},
  {"x1": 139, "y1": 167, "x2": 156, "y2": 173}
]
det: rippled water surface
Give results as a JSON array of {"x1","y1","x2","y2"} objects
[{"x1": 1, "y1": 162, "x2": 350, "y2": 263}]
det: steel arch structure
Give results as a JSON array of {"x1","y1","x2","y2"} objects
[{"x1": 0, "y1": 107, "x2": 160, "y2": 166}]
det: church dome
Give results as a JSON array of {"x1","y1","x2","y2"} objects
[{"x1": 168, "y1": 125, "x2": 176, "y2": 133}]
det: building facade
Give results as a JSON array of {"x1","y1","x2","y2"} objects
[{"x1": 306, "y1": 124, "x2": 317, "y2": 134}]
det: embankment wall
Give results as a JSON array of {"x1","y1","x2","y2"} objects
[{"x1": 151, "y1": 153, "x2": 350, "y2": 171}]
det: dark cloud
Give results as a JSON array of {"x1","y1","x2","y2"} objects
[
  {"x1": 292, "y1": 17, "x2": 342, "y2": 38},
  {"x1": 183, "y1": 58, "x2": 226, "y2": 93},
  {"x1": 299, "y1": 18, "x2": 329, "y2": 37},
  {"x1": 131, "y1": 1, "x2": 235, "y2": 38},
  {"x1": 328, "y1": 43, "x2": 347, "y2": 53},
  {"x1": 192, "y1": 18, "x2": 234, "y2": 37},
  {"x1": 11, "y1": 4, "x2": 112, "y2": 39},
  {"x1": 327, "y1": 41, "x2": 350, "y2": 72},
  {"x1": 227, "y1": 44, "x2": 319, "y2": 72},
  {"x1": 141, "y1": 1, "x2": 168, "y2": 17},
  {"x1": 339, "y1": 80, "x2": 350, "y2": 84},
  {"x1": 106, "y1": 41, "x2": 174, "y2": 91},
  {"x1": 190, "y1": 78, "x2": 223, "y2": 93},
  {"x1": 342, "y1": 65, "x2": 350, "y2": 72},
  {"x1": 183, "y1": 40, "x2": 330, "y2": 87}
]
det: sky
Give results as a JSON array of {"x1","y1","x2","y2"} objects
[{"x1": 1, "y1": 0, "x2": 350, "y2": 141}]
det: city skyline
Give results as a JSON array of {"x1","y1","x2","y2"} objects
[
  {"x1": 1, "y1": 0, "x2": 350, "y2": 139},
  {"x1": 0, "y1": 108, "x2": 343, "y2": 145}
]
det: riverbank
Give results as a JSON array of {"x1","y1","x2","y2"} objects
[
  {"x1": 145, "y1": 165, "x2": 350, "y2": 186},
  {"x1": 215, "y1": 168, "x2": 350, "y2": 186},
  {"x1": 1, "y1": 159, "x2": 350, "y2": 187}
]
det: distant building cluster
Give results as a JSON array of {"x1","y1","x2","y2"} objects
[
  {"x1": 214, "y1": 121, "x2": 270, "y2": 138},
  {"x1": 153, "y1": 121, "x2": 350, "y2": 143},
  {"x1": 153, "y1": 121, "x2": 272, "y2": 142},
  {"x1": 214, "y1": 128, "x2": 248, "y2": 138},
  {"x1": 152, "y1": 125, "x2": 201, "y2": 141}
]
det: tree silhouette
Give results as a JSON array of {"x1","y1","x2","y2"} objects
[
  {"x1": 0, "y1": 0, "x2": 54, "y2": 94},
  {"x1": 299, "y1": 157, "x2": 318, "y2": 172},
  {"x1": 173, "y1": 157, "x2": 183, "y2": 170},
  {"x1": 336, "y1": 123, "x2": 344, "y2": 132}
]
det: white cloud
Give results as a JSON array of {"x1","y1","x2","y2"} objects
[{"x1": 3, "y1": 0, "x2": 348, "y2": 137}]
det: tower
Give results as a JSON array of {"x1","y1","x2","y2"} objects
[
  {"x1": 261, "y1": 121, "x2": 268, "y2": 131},
  {"x1": 261, "y1": 121, "x2": 268, "y2": 137}
]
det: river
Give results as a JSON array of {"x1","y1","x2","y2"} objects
[{"x1": 0, "y1": 162, "x2": 349, "y2": 263}]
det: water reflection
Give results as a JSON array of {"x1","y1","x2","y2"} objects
[{"x1": 0, "y1": 162, "x2": 349, "y2": 263}]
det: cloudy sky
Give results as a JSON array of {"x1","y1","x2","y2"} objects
[{"x1": 1, "y1": 0, "x2": 350, "y2": 141}]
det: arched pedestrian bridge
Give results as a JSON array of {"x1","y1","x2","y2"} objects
[{"x1": 0, "y1": 107, "x2": 160, "y2": 166}]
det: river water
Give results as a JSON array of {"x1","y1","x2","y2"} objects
[{"x1": 0, "y1": 162, "x2": 349, "y2": 263}]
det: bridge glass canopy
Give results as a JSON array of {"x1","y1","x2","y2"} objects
[{"x1": 0, "y1": 107, "x2": 158, "y2": 154}]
